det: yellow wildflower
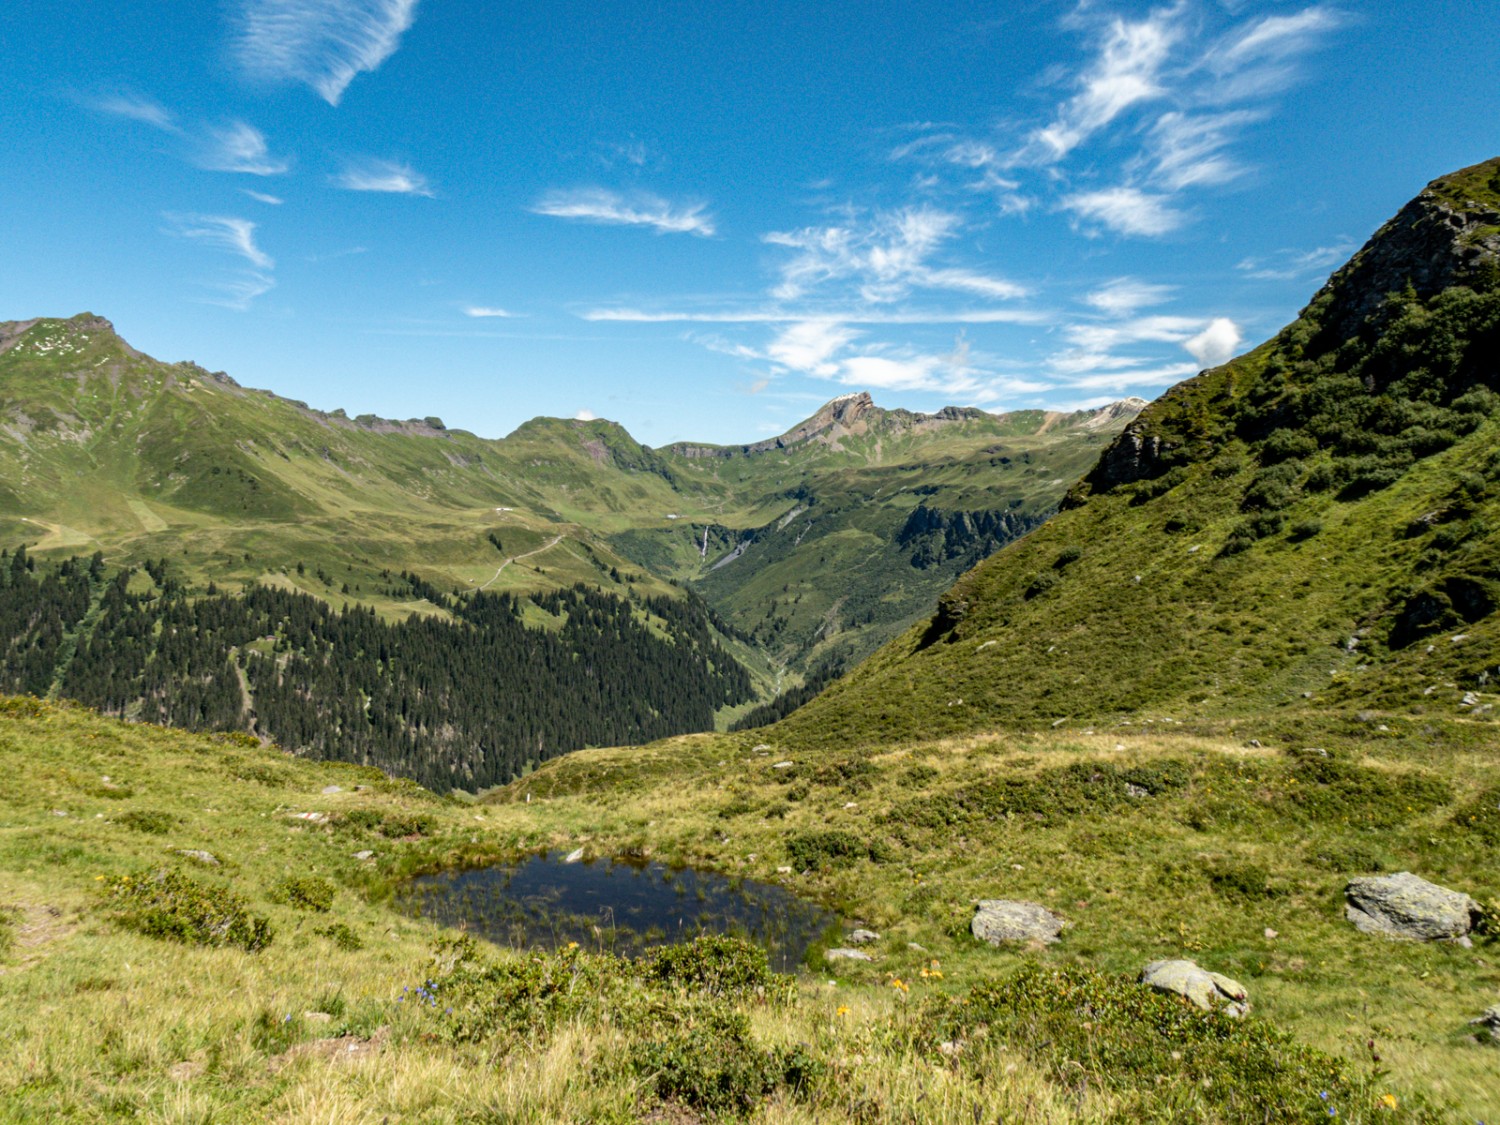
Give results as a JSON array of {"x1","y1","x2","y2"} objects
[{"x1": 1379, "y1": 1094, "x2": 1398, "y2": 1110}]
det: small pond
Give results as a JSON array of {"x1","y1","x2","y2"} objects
[{"x1": 396, "y1": 851, "x2": 838, "y2": 972}]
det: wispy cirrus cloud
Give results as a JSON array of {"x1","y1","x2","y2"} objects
[
  {"x1": 1084, "y1": 278, "x2": 1176, "y2": 316},
  {"x1": 1016, "y1": 6, "x2": 1183, "y2": 166},
  {"x1": 194, "y1": 121, "x2": 290, "y2": 175},
  {"x1": 894, "y1": 4, "x2": 1344, "y2": 240},
  {"x1": 165, "y1": 213, "x2": 274, "y2": 270},
  {"x1": 462, "y1": 306, "x2": 521, "y2": 318},
  {"x1": 92, "y1": 91, "x2": 178, "y2": 132},
  {"x1": 233, "y1": 0, "x2": 419, "y2": 105},
  {"x1": 1237, "y1": 240, "x2": 1355, "y2": 281},
  {"x1": 164, "y1": 213, "x2": 275, "y2": 310},
  {"x1": 242, "y1": 189, "x2": 285, "y2": 205},
  {"x1": 333, "y1": 157, "x2": 434, "y2": 195},
  {"x1": 532, "y1": 188, "x2": 716, "y2": 236},
  {"x1": 764, "y1": 207, "x2": 1026, "y2": 303},
  {"x1": 1061, "y1": 186, "x2": 1185, "y2": 237}
]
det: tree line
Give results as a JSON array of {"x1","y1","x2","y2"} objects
[{"x1": 0, "y1": 547, "x2": 753, "y2": 792}]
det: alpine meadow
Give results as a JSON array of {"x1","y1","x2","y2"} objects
[{"x1": 3, "y1": 3, "x2": 1500, "y2": 1123}]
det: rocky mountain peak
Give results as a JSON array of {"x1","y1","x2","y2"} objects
[{"x1": 1311, "y1": 156, "x2": 1500, "y2": 341}]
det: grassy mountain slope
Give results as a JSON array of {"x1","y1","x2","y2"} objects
[
  {"x1": 7, "y1": 697, "x2": 1494, "y2": 1121},
  {"x1": 781, "y1": 157, "x2": 1500, "y2": 747},
  {"x1": 0, "y1": 318, "x2": 1139, "y2": 686}
]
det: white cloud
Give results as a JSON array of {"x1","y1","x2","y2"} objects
[
  {"x1": 1085, "y1": 278, "x2": 1176, "y2": 317},
  {"x1": 1018, "y1": 7, "x2": 1183, "y2": 165},
  {"x1": 766, "y1": 321, "x2": 860, "y2": 376},
  {"x1": 532, "y1": 188, "x2": 715, "y2": 236},
  {"x1": 165, "y1": 214, "x2": 274, "y2": 271},
  {"x1": 1183, "y1": 317, "x2": 1242, "y2": 367},
  {"x1": 574, "y1": 409, "x2": 598, "y2": 421},
  {"x1": 1237, "y1": 241, "x2": 1354, "y2": 280},
  {"x1": 1065, "y1": 362, "x2": 1198, "y2": 391},
  {"x1": 1145, "y1": 109, "x2": 1262, "y2": 190},
  {"x1": 334, "y1": 158, "x2": 434, "y2": 196},
  {"x1": 204, "y1": 272, "x2": 277, "y2": 311},
  {"x1": 233, "y1": 0, "x2": 419, "y2": 106},
  {"x1": 195, "y1": 120, "x2": 290, "y2": 175},
  {"x1": 165, "y1": 214, "x2": 275, "y2": 310},
  {"x1": 1061, "y1": 186, "x2": 1185, "y2": 237},
  {"x1": 1204, "y1": 6, "x2": 1344, "y2": 100},
  {"x1": 581, "y1": 307, "x2": 1044, "y2": 326},
  {"x1": 764, "y1": 207, "x2": 1026, "y2": 304},
  {"x1": 93, "y1": 92, "x2": 177, "y2": 132},
  {"x1": 242, "y1": 189, "x2": 285, "y2": 205},
  {"x1": 462, "y1": 306, "x2": 519, "y2": 318}
]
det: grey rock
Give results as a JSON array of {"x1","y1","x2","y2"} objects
[
  {"x1": 847, "y1": 929, "x2": 880, "y2": 945},
  {"x1": 1344, "y1": 871, "x2": 1480, "y2": 942},
  {"x1": 825, "y1": 948, "x2": 874, "y2": 963},
  {"x1": 971, "y1": 900, "x2": 1066, "y2": 946},
  {"x1": 1141, "y1": 959, "x2": 1249, "y2": 1017},
  {"x1": 176, "y1": 849, "x2": 220, "y2": 866},
  {"x1": 562, "y1": 847, "x2": 586, "y2": 864},
  {"x1": 353, "y1": 850, "x2": 375, "y2": 861},
  {"x1": 321, "y1": 785, "x2": 343, "y2": 795},
  {"x1": 1469, "y1": 1005, "x2": 1500, "y2": 1041},
  {"x1": 1124, "y1": 782, "x2": 1150, "y2": 799}
]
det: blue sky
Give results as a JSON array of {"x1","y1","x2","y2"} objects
[{"x1": 1, "y1": 2, "x2": 1494, "y2": 445}]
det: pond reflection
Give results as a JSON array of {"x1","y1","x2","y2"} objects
[{"x1": 396, "y1": 851, "x2": 836, "y2": 972}]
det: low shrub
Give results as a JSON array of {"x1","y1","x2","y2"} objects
[
  {"x1": 640, "y1": 1013, "x2": 823, "y2": 1116},
  {"x1": 102, "y1": 867, "x2": 273, "y2": 951},
  {"x1": 317, "y1": 922, "x2": 363, "y2": 951},
  {"x1": 640, "y1": 934, "x2": 791, "y2": 1000},
  {"x1": 270, "y1": 875, "x2": 335, "y2": 912},
  {"x1": 922, "y1": 962, "x2": 1435, "y2": 1123},
  {"x1": 116, "y1": 809, "x2": 177, "y2": 835},
  {"x1": 785, "y1": 830, "x2": 889, "y2": 870}
]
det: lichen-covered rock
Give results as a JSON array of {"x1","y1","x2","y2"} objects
[
  {"x1": 824, "y1": 947, "x2": 873, "y2": 963},
  {"x1": 1344, "y1": 871, "x2": 1480, "y2": 942},
  {"x1": 1141, "y1": 959, "x2": 1249, "y2": 1017},
  {"x1": 971, "y1": 900, "x2": 1065, "y2": 946},
  {"x1": 847, "y1": 928, "x2": 880, "y2": 945}
]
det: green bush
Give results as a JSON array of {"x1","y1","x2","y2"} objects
[
  {"x1": 640, "y1": 934, "x2": 790, "y2": 1000},
  {"x1": 102, "y1": 867, "x2": 273, "y2": 952},
  {"x1": 920, "y1": 962, "x2": 1432, "y2": 1123},
  {"x1": 639, "y1": 1011, "x2": 823, "y2": 1116},
  {"x1": 1260, "y1": 429, "x2": 1319, "y2": 464},
  {"x1": 786, "y1": 830, "x2": 889, "y2": 870},
  {"x1": 116, "y1": 809, "x2": 178, "y2": 835},
  {"x1": 317, "y1": 922, "x2": 364, "y2": 951},
  {"x1": 270, "y1": 875, "x2": 335, "y2": 912},
  {"x1": 1288, "y1": 517, "x2": 1323, "y2": 541},
  {"x1": 334, "y1": 808, "x2": 436, "y2": 838}
]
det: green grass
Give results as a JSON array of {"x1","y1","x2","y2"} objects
[{"x1": 3, "y1": 696, "x2": 1489, "y2": 1121}]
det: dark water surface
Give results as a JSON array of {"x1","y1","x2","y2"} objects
[{"x1": 396, "y1": 851, "x2": 838, "y2": 971}]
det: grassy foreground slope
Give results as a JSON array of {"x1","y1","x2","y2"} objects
[
  {"x1": 781, "y1": 157, "x2": 1500, "y2": 747},
  {"x1": 6, "y1": 698, "x2": 1499, "y2": 1121}
]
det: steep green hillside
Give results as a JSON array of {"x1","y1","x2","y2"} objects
[{"x1": 783, "y1": 157, "x2": 1500, "y2": 747}]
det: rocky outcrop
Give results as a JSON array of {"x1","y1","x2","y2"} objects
[
  {"x1": 1310, "y1": 158, "x2": 1500, "y2": 343},
  {"x1": 1141, "y1": 959, "x2": 1249, "y2": 1017},
  {"x1": 1470, "y1": 1005, "x2": 1500, "y2": 1041},
  {"x1": 1078, "y1": 424, "x2": 1175, "y2": 494},
  {"x1": 971, "y1": 900, "x2": 1066, "y2": 946},
  {"x1": 1344, "y1": 871, "x2": 1481, "y2": 942}
]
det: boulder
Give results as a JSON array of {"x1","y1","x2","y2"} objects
[
  {"x1": 1469, "y1": 1005, "x2": 1500, "y2": 1041},
  {"x1": 825, "y1": 948, "x2": 874, "y2": 963},
  {"x1": 847, "y1": 928, "x2": 880, "y2": 945},
  {"x1": 1344, "y1": 872, "x2": 1480, "y2": 942},
  {"x1": 1141, "y1": 959, "x2": 1249, "y2": 1017},
  {"x1": 175, "y1": 849, "x2": 220, "y2": 866},
  {"x1": 971, "y1": 900, "x2": 1065, "y2": 946}
]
